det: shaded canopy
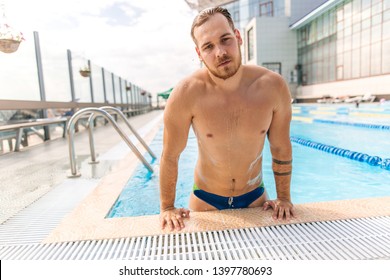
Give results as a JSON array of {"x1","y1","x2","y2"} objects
[{"x1": 157, "y1": 87, "x2": 173, "y2": 100}]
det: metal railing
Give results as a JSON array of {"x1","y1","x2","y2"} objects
[
  {"x1": 86, "y1": 106, "x2": 156, "y2": 163},
  {"x1": 67, "y1": 107, "x2": 155, "y2": 177}
]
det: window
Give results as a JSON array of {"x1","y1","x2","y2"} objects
[
  {"x1": 382, "y1": 39, "x2": 390, "y2": 73},
  {"x1": 317, "y1": 17, "x2": 324, "y2": 40},
  {"x1": 352, "y1": 32, "x2": 361, "y2": 49},
  {"x1": 343, "y1": 51, "x2": 352, "y2": 79},
  {"x1": 352, "y1": 0, "x2": 361, "y2": 18},
  {"x1": 247, "y1": 27, "x2": 254, "y2": 61},
  {"x1": 262, "y1": 62, "x2": 281, "y2": 74},
  {"x1": 384, "y1": 21, "x2": 390, "y2": 40},
  {"x1": 260, "y1": 1, "x2": 273, "y2": 17},
  {"x1": 361, "y1": 45, "x2": 370, "y2": 76},
  {"x1": 385, "y1": 0, "x2": 390, "y2": 10},
  {"x1": 370, "y1": 42, "x2": 382, "y2": 75},
  {"x1": 352, "y1": 48, "x2": 361, "y2": 78},
  {"x1": 323, "y1": 12, "x2": 330, "y2": 37},
  {"x1": 337, "y1": 65, "x2": 344, "y2": 80},
  {"x1": 372, "y1": 13, "x2": 382, "y2": 26},
  {"x1": 234, "y1": 10, "x2": 240, "y2": 22},
  {"x1": 385, "y1": 9, "x2": 390, "y2": 21},
  {"x1": 372, "y1": 2, "x2": 383, "y2": 15},
  {"x1": 371, "y1": 24, "x2": 382, "y2": 43}
]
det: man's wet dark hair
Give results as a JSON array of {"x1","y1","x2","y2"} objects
[{"x1": 191, "y1": 6, "x2": 235, "y2": 44}]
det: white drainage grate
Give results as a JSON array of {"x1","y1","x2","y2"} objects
[
  {"x1": 1, "y1": 216, "x2": 390, "y2": 260},
  {"x1": 0, "y1": 179, "x2": 97, "y2": 246}
]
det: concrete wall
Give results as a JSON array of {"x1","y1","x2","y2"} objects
[
  {"x1": 297, "y1": 74, "x2": 390, "y2": 100},
  {"x1": 245, "y1": 16, "x2": 298, "y2": 96}
]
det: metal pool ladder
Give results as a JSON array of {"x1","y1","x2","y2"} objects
[{"x1": 67, "y1": 107, "x2": 156, "y2": 177}]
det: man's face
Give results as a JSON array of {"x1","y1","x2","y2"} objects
[{"x1": 194, "y1": 13, "x2": 242, "y2": 80}]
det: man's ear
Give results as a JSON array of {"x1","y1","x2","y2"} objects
[
  {"x1": 195, "y1": 46, "x2": 202, "y2": 61},
  {"x1": 235, "y1": 29, "x2": 243, "y2": 45}
]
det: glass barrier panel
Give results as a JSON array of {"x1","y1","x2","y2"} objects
[
  {"x1": 39, "y1": 34, "x2": 72, "y2": 102},
  {"x1": 113, "y1": 74, "x2": 122, "y2": 104},
  {"x1": 103, "y1": 69, "x2": 114, "y2": 103},
  {"x1": 0, "y1": 31, "x2": 40, "y2": 100},
  {"x1": 72, "y1": 55, "x2": 91, "y2": 102},
  {"x1": 91, "y1": 63, "x2": 105, "y2": 103}
]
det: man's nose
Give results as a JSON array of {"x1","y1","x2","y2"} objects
[{"x1": 215, "y1": 45, "x2": 227, "y2": 57}]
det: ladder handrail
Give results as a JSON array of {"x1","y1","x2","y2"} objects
[
  {"x1": 99, "y1": 106, "x2": 156, "y2": 159},
  {"x1": 67, "y1": 108, "x2": 153, "y2": 177},
  {"x1": 86, "y1": 106, "x2": 156, "y2": 164}
]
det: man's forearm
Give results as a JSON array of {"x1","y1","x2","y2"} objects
[
  {"x1": 159, "y1": 154, "x2": 179, "y2": 211},
  {"x1": 272, "y1": 158, "x2": 292, "y2": 201}
]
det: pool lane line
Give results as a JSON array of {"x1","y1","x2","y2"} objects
[
  {"x1": 313, "y1": 119, "x2": 390, "y2": 130},
  {"x1": 290, "y1": 136, "x2": 390, "y2": 171},
  {"x1": 292, "y1": 116, "x2": 313, "y2": 123},
  {"x1": 350, "y1": 112, "x2": 390, "y2": 118}
]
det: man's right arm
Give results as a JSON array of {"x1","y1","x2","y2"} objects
[{"x1": 159, "y1": 81, "x2": 193, "y2": 230}]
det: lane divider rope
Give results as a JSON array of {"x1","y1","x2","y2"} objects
[
  {"x1": 313, "y1": 119, "x2": 390, "y2": 130},
  {"x1": 290, "y1": 136, "x2": 390, "y2": 171}
]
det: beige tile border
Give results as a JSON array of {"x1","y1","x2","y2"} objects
[{"x1": 44, "y1": 118, "x2": 390, "y2": 243}]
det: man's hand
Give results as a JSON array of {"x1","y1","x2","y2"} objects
[
  {"x1": 263, "y1": 199, "x2": 295, "y2": 221},
  {"x1": 160, "y1": 207, "x2": 190, "y2": 231}
]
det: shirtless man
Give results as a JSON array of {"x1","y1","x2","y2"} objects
[{"x1": 160, "y1": 7, "x2": 294, "y2": 231}]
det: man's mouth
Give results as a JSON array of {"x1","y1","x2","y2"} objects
[{"x1": 218, "y1": 59, "x2": 231, "y2": 67}]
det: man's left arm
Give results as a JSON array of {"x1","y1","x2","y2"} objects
[{"x1": 264, "y1": 75, "x2": 295, "y2": 221}]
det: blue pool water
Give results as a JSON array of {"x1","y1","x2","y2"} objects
[{"x1": 108, "y1": 105, "x2": 390, "y2": 218}]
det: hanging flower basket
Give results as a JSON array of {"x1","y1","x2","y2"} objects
[
  {"x1": 0, "y1": 38, "x2": 20, "y2": 53},
  {"x1": 140, "y1": 91, "x2": 146, "y2": 96},
  {"x1": 0, "y1": 24, "x2": 24, "y2": 54},
  {"x1": 126, "y1": 86, "x2": 131, "y2": 91},
  {"x1": 79, "y1": 67, "x2": 91, "y2": 77}
]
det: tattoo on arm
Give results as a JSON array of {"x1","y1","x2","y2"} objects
[
  {"x1": 272, "y1": 158, "x2": 292, "y2": 165},
  {"x1": 272, "y1": 158, "x2": 292, "y2": 176},
  {"x1": 273, "y1": 171, "x2": 292, "y2": 176}
]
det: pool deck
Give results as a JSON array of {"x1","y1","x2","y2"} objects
[{"x1": 1, "y1": 107, "x2": 390, "y2": 260}]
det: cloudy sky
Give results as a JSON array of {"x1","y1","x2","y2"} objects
[{"x1": 3, "y1": 0, "x2": 200, "y2": 94}]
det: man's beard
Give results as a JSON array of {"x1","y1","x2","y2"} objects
[{"x1": 204, "y1": 48, "x2": 242, "y2": 80}]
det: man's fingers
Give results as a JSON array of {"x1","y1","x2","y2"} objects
[
  {"x1": 285, "y1": 210, "x2": 291, "y2": 221},
  {"x1": 166, "y1": 219, "x2": 174, "y2": 231},
  {"x1": 263, "y1": 201, "x2": 275, "y2": 210},
  {"x1": 178, "y1": 217, "x2": 185, "y2": 229},
  {"x1": 160, "y1": 218, "x2": 166, "y2": 230},
  {"x1": 290, "y1": 207, "x2": 296, "y2": 218},
  {"x1": 171, "y1": 217, "x2": 180, "y2": 230},
  {"x1": 272, "y1": 205, "x2": 278, "y2": 220},
  {"x1": 278, "y1": 207, "x2": 285, "y2": 220},
  {"x1": 179, "y1": 208, "x2": 190, "y2": 218}
]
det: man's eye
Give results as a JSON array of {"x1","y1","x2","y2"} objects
[{"x1": 204, "y1": 45, "x2": 213, "y2": 50}]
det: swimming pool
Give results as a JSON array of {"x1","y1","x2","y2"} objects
[{"x1": 108, "y1": 104, "x2": 390, "y2": 218}]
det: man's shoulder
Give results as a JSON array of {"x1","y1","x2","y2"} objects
[
  {"x1": 172, "y1": 69, "x2": 208, "y2": 96},
  {"x1": 244, "y1": 65, "x2": 290, "y2": 103},
  {"x1": 244, "y1": 65, "x2": 284, "y2": 87}
]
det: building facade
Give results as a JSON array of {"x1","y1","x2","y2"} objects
[
  {"x1": 243, "y1": 1, "x2": 299, "y2": 96},
  {"x1": 291, "y1": 0, "x2": 390, "y2": 101}
]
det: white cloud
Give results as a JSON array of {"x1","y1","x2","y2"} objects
[{"x1": 3, "y1": 0, "x2": 199, "y2": 94}]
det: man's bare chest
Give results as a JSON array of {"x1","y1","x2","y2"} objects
[{"x1": 192, "y1": 100, "x2": 273, "y2": 141}]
